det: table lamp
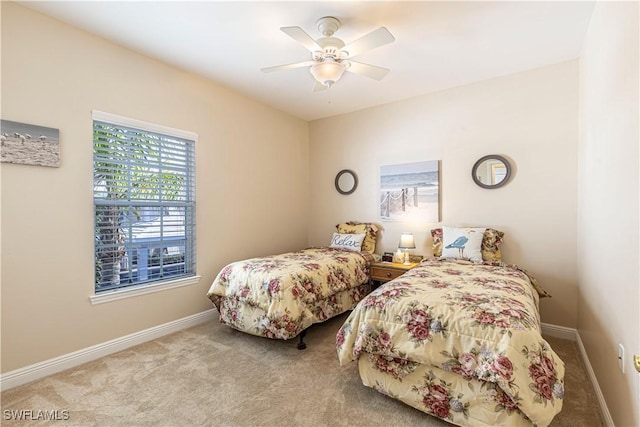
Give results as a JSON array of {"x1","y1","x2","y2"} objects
[{"x1": 398, "y1": 233, "x2": 416, "y2": 265}]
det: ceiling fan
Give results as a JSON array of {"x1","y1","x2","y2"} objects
[{"x1": 261, "y1": 16, "x2": 395, "y2": 92}]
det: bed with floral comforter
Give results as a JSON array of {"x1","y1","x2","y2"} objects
[
  {"x1": 208, "y1": 247, "x2": 372, "y2": 345},
  {"x1": 336, "y1": 258, "x2": 564, "y2": 427}
]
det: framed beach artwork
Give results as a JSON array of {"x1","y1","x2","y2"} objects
[
  {"x1": 379, "y1": 160, "x2": 440, "y2": 222},
  {"x1": 1, "y1": 119, "x2": 60, "y2": 167}
]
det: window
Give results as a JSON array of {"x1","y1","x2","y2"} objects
[{"x1": 93, "y1": 111, "x2": 196, "y2": 294}]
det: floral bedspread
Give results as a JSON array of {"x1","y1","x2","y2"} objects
[
  {"x1": 336, "y1": 258, "x2": 564, "y2": 426},
  {"x1": 207, "y1": 247, "x2": 371, "y2": 339}
]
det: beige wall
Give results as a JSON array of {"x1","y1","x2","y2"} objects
[
  {"x1": 578, "y1": 2, "x2": 639, "y2": 426},
  {"x1": 0, "y1": 3, "x2": 309, "y2": 373},
  {"x1": 309, "y1": 61, "x2": 579, "y2": 328}
]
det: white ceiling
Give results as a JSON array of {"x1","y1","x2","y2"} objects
[{"x1": 19, "y1": 1, "x2": 595, "y2": 121}]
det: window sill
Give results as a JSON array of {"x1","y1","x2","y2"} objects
[{"x1": 89, "y1": 275, "x2": 201, "y2": 305}]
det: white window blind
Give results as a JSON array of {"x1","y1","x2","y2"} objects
[{"x1": 93, "y1": 111, "x2": 196, "y2": 293}]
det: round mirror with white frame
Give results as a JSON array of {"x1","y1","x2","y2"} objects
[
  {"x1": 335, "y1": 169, "x2": 358, "y2": 195},
  {"x1": 472, "y1": 155, "x2": 512, "y2": 189}
]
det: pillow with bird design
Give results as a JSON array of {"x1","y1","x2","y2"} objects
[
  {"x1": 431, "y1": 227, "x2": 504, "y2": 261},
  {"x1": 440, "y1": 226, "x2": 486, "y2": 263}
]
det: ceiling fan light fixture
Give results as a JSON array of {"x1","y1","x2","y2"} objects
[
  {"x1": 310, "y1": 59, "x2": 346, "y2": 86},
  {"x1": 264, "y1": 16, "x2": 395, "y2": 91}
]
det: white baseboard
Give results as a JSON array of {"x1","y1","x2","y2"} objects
[
  {"x1": 541, "y1": 322, "x2": 613, "y2": 426},
  {"x1": 541, "y1": 322, "x2": 578, "y2": 341},
  {"x1": 0, "y1": 309, "x2": 217, "y2": 391},
  {"x1": 575, "y1": 333, "x2": 615, "y2": 427}
]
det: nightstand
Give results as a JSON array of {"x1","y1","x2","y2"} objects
[{"x1": 370, "y1": 261, "x2": 418, "y2": 287}]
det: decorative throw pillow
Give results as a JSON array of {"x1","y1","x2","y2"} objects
[
  {"x1": 329, "y1": 233, "x2": 366, "y2": 252},
  {"x1": 431, "y1": 227, "x2": 504, "y2": 262},
  {"x1": 480, "y1": 228, "x2": 505, "y2": 262},
  {"x1": 336, "y1": 222, "x2": 379, "y2": 253},
  {"x1": 440, "y1": 227, "x2": 486, "y2": 263},
  {"x1": 431, "y1": 228, "x2": 444, "y2": 257}
]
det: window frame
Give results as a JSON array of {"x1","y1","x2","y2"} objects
[{"x1": 90, "y1": 110, "x2": 199, "y2": 304}]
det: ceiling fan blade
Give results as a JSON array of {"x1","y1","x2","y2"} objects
[
  {"x1": 345, "y1": 61, "x2": 390, "y2": 80},
  {"x1": 281, "y1": 26, "x2": 322, "y2": 52},
  {"x1": 341, "y1": 27, "x2": 395, "y2": 58},
  {"x1": 261, "y1": 61, "x2": 316, "y2": 73},
  {"x1": 312, "y1": 81, "x2": 328, "y2": 92}
]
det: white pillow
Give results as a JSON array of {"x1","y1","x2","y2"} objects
[
  {"x1": 329, "y1": 233, "x2": 366, "y2": 252},
  {"x1": 441, "y1": 227, "x2": 486, "y2": 262}
]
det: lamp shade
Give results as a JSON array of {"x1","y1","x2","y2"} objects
[
  {"x1": 398, "y1": 233, "x2": 416, "y2": 249},
  {"x1": 310, "y1": 59, "x2": 346, "y2": 87}
]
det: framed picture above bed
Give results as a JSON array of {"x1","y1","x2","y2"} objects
[{"x1": 379, "y1": 160, "x2": 440, "y2": 222}]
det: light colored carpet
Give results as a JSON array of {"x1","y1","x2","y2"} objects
[{"x1": 1, "y1": 312, "x2": 604, "y2": 426}]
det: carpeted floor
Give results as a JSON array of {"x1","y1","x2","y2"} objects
[{"x1": 1, "y1": 312, "x2": 604, "y2": 426}]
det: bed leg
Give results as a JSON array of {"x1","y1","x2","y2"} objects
[{"x1": 297, "y1": 330, "x2": 307, "y2": 350}]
